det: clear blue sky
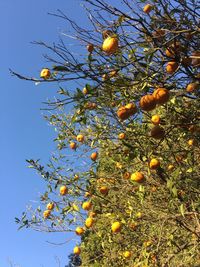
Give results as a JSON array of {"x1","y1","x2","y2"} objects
[{"x1": 0, "y1": 0, "x2": 91, "y2": 266}]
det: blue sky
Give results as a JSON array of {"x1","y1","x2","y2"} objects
[{"x1": 0, "y1": 0, "x2": 92, "y2": 266}]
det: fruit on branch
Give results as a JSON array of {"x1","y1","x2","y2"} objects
[
  {"x1": 117, "y1": 103, "x2": 137, "y2": 120},
  {"x1": 60, "y1": 185, "x2": 68, "y2": 196},
  {"x1": 40, "y1": 68, "x2": 51, "y2": 79},
  {"x1": 82, "y1": 87, "x2": 88, "y2": 95},
  {"x1": 76, "y1": 134, "x2": 84, "y2": 142},
  {"x1": 43, "y1": 210, "x2": 51, "y2": 219},
  {"x1": 131, "y1": 171, "x2": 145, "y2": 182},
  {"x1": 123, "y1": 251, "x2": 132, "y2": 259},
  {"x1": 149, "y1": 158, "x2": 160, "y2": 169},
  {"x1": 153, "y1": 88, "x2": 170, "y2": 104},
  {"x1": 46, "y1": 202, "x2": 54, "y2": 210},
  {"x1": 82, "y1": 201, "x2": 92, "y2": 211},
  {"x1": 99, "y1": 186, "x2": 109, "y2": 195},
  {"x1": 75, "y1": 227, "x2": 85, "y2": 235},
  {"x1": 73, "y1": 246, "x2": 81, "y2": 255},
  {"x1": 70, "y1": 142, "x2": 77, "y2": 150},
  {"x1": 111, "y1": 221, "x2": 122, "y2": 233},
  {"x1": 102, "y1": 36, "x2": 119, "y2": 55},
  {"x1": 150, "y1": 126, "x2": 165, "y2": 139},
  {"x1": 166, "y1": 61, "x2": 179, "y2": 74},
  {"x1": 85, "y1": 217, "x2": 94, "y2": 228},
  {"x1": 118, "y1": 133, "x2": 126, "y2": 139},
  {"x1": 143, "y1": 4, "x2": 153, "y2": 14},
  {"x1": 165, "y1": 42, "x2": 183, "y2": 58},
  {"x1": 91, "y1": 152, "x2": 98, "y2": 161},
  {"x1": 87, "y1": 43, "x2": 94, "y2": 53},
  {"x1": 139, "y1": 94, "x2": 156, "y2": 111},
  {"x1": 186, "y1": 82, "x2": 199, "y2": 92},
  {"x1": 151, "y1": 115, "x2": 161, "y2": 125}
]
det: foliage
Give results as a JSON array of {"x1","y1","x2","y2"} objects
[{"x1": 13, "y1": 0, "x2": 200, "y2": 266}]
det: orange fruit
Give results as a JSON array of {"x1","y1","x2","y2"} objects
[
  {"x1": 188, "y1": 139, "x2": 195, "y2": 146},
  {"x1": 60, "y1": 185, "x2": 68, "y2": 196},
  {"x1": 85, "y1": 217, "x2": 94, "y2": 228},
  {"x1": 43, "y1": 210, "x2": 51, "y2": 219},
  {"x1": 151, "y1": 115, "x2": 161, "y2": 125},
  {"x1": 150, "y1": 126, "x2": 165, "y2": 139},
  {"x1": 123, "y1": 251, "x2": 132, "y2": 259},
  {"x1": 91, "y1": 152, "x2": 98, "y2": 161},
  {"x1": 166, "y1": 61, "x2": 179, "y2": 74},
  {"x1": 186, "y1": 82, "x2": 199, "y2": 92},
  {"x1": 69, "y1": 142, "x2": 76, "y2": 150},
  {"x1": 76, "y1": 134, "x2": 84, "y2": 142},
  {"x1": 87, "y1": 43, "x2": 94, "y2": 53},
  {"x1": 40, "y1": 68, "x2": 51, "y2": 79},
  {"x1": 99, "y1": 186, "x2": 109, "y2": 195},
  {"x1": 82, "y1": 201, "x2": 92, "y2": 211},
  {"x1": 139, "y1": 95, "x2": 156, "y2": 111},
  {"x1": 131, "y1": 172, "x2": 145, "y2": 182},
  {"x1": 111, "y1": 221, "x2": 122, "y2": 233},
  {"x1": 149, "y1": 158, "x2": 160, "y2": 169},
  {"x1": 46, "y1": 202, "x2": 54, "y2": 211},
  {"x1": 88, "y1": 211, "x2": 97, "y2": 218},
  {"x1": 125, "y1": 103, "x2": 137, "y2": 115},
  {"x1": 143, "y1": 4, "x2": 153, "y2": 13},
  {"x1": 153, "y1": 88, "x2": 170, "y2": 104},
  {"x1": 118, "y1": 133, "x2": 126, "y2": 139},
  {"x1": 73, "y1": 246, "x2": 81, "y2": 255},
  {"x1": 102, "y1": 36, "x2": 119, "y2": 55},
  {"x1": 117, "y1": 106, "x2": 129, "y2": 120},
  {"x1": 75, "y1": 227, "x2": 85, "y2": 235}
]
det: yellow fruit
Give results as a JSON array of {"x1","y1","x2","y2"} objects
[
  {"x1": 102, "y1": 36, "x2": 119, "y2": 55},
  {"x1": 73, "y1": 246, "x2": 81, "y2": 255},
  {"x1": 99, "y1": 186, "x2": 109, "y2": 195},
  {"x1": 136, "y1": 212, "x2": 142, "y2": 218},
  {"x1": 76, "y1": 134, "x2": 84, "y2": 142},
  {"x1": 85, "y1": 217, "x2": 94, "y2": 228},
  {"x1": 150, "y1": 126, "x2": 165, "y2": 139},
  {"x1": 69, "y1": 142, "x2": 77, "y2": 150},
  {"x1": 116, "y1": 162, "x2": 123, "y2": 169},
  {"x1": 82, "y1": 201, "x2": 92, "y2": 211},
  {"x1": 88, "y1": 211, "x2": 97, "y2": 218},
  {"x1": 91, "y1": 152, "x2": 98, "y2": 161},
  {"x1": 167, "y1": 164, "x2": 174, "y2": 171},
  {"x1": 188, "y1": 139, "x2": 195, "y2": 146},
  {"x1": 151, "y1": 115, "x2": 161, "y2": 125},
  {"x1": 131, "y1": 172, "x2": 145, "y2": 183},
  {"x1": 60, "y1": 185, "x2": 68, "y2": 196},
  {"x1": 186, "y1": 82, "x2": 199, "y2": 92},
  {"x1": 75, "y1": 227, "x2": 85, "y2": 235},
  {"x1": 166, "y1": 61, "x2": 179, "y2": 74},
  {"x1": 153, "y1": 88, "x2": 170, "y2": 104},
  {"x1": 149, "y1": 158, "x2": 160, "y2": 169},
  {"x1": 84, "y1": 191, "x2": 92, "y2": 198},
  {"x1": 143, "y1": 4, "x2": 153, "y2": 13},
  {"x1": 139, "y1": 95, "x2": 156, "y2": 111},
  {"x1": 46, "y1": 202, "x2": 54, "y2": 211},
  {"x1": 40, "y1": 68, "x2": 51, "y2": 79},
  {"x1": 111, "y1": 221, "x2": 122, "y2": 233},
  {"x1": 82, "y1": 87, "x2": 88, "y2": 95},
  {"x1": 123, "y1": 251, "x2": 132, "y2": 259},
  {"x1": 118, "y1": 133, "x2": 126, "y2": 139},
  {"x1": 87, "y1": 43, "x2": 94, "y2": 53},
  {"x1": 43, "y1": 210, "x2": 51, "y2": 219}
]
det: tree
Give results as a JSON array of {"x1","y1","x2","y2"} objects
[{"x1": 12, "y1": 0, "x2": 200, "y2": 266}]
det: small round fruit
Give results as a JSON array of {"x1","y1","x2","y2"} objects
[
  {"x1": 82, "y1": 201, "x2": 92, "y2": 211},
  {"x1": 60, "y1": 185, "x2": 68, "y2": 196},
  {"x1": 69, "y1": 142, "x2": 77, "y2": 150},
  {"x1": 87, "y1": 43, "x2": 94, "y2": 53},
  {"x1": 136, "y1": 212, "x2": 142, "y2": 218},
  {"x1": 150, "y1": 126, "x2": 165, "y2": 139},
  {"x1": 76, "y1": 134, "x2": 84, "y2": 142},
  {"x1": 82, "y1": 87, "x2": 88, "y2": 95},
  {"x1": 123, "y1": 251, "x2": 132, "y2": 259},
  {"x1": 43, "y1": 210, "x2": 51, "y2": 219},
  {"x1": 91, "y1": 152, "x2": 98, "y2": 161},
  {"x1": 186, "y1": 82, "x2": 199, "y2": 93},
  {"x1": 73, "y1": 246, "x2": 81, "y2": 255},
  {"x1": 125, "y1": 103, "x2": 137, "y2": 115},
  {"x1": 166, "y1": 61, "x2": 179, "y2": 74},
  {"x1": 153, "y1": 88, "x2": 170, "y2": 104},
  {"x1": 117, "y1": 106, "x2": 129, "y2": 120},
  {"x1": 111, "y1": 221, "x2": 122, "y2": 233},
  {"x1": 151, "y1": 115, "x2": 161, "y2": 125},
  {"x1": 143, "y1": 4, "x2": 153, "y2": 13},
  {"x1": 102, "y1": 36, "x2": 119, "y2": 55},
  {"x1": 85, "y1": 217, "x2": 94, "y2": 228},
  {"x1": 46, "y1": 202, "x2": 54, "y2": 211},
  {"x1": 188, "y1": 139, "x2": 195, "y2": 146},
  {"x1": 149, "y1": 158, "x2": 160, "y2": 169},
  {"x1": 99, "y1": 186, "x2": 109, "y2": 195},
  {"x1": 131, "y1": 172, "x2": 145, "y2": 183},
  {"x1": 168, "y1": 164, "x2": 174, "y2": 171},
  {"x1": 40, "y1": 68, "x2": 51, "y2": 79},
  {"x1": 139, "y1": 95, "x2": 156, "y2": 111},
  {"x1": 75, "y1": 227, "x2": 85, "y2": 235},
  {"x1": 118, "y1": 133, "x2": 126, "y2": 139}
]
